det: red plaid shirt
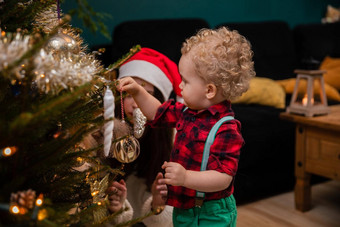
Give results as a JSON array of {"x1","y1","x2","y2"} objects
[{"x1": 148, "y1": 100, "x2": 244, "y2": 209}]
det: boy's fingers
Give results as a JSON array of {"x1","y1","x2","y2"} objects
[
  {"x1": 161, "y1": 161, "x2": 168, "y2": 169},
  {"x1": 162, "y1": 178, "x2": 171, "y2": 185}
]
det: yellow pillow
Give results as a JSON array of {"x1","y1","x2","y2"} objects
[
  {"x1": 232, "y1": 77, "x2": 286, "y2": 109},
  {"x1": 319, "y1": 56, "x2": 340, "y2": 90},
  {"x1": 276, "y1": 78, "x2": 340, "y2": 102}
]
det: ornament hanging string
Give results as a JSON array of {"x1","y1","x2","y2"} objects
[
  {"x1": 57, "y1": 0, "x2": 61, "y2": 20},
  {"x1": 120, "y1": 90, "x2": 125, "y2": 122}
]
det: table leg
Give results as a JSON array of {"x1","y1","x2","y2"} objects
[
  {"x1": 295, "y1": 174, "x2": 311, "y2": 211},
  {"x1": 294, "y1": 125, "x2": 311, "y2": 211}
]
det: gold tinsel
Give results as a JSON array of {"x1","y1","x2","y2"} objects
[
  {"x1": 0, "y1": 4, "x2": 104, "y2": 94},
  {"x1": 33, "y1": 4, "x2": 60, "y2": 34},
  {"x1": 0, "y1": 30, "x2": 32, "y2": 80},
  {"x1": 33, "y1": 4, "x2": 87, "y2": 54},
  {"x1": 33, "y1": 48, "x2": 102, "y2": 94}
]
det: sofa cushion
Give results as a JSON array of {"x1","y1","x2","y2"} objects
[
  {"x1": 111, "y1": 18, "x2": 210, "y2": 64},
  {"x1": 319, "y1": 56, "x2": 340, "y2": 90},
  {"x1": 216, "y1": 21, "x2": 298, "y2": 80},
  {"x1": 276, "y1": 78, "x2": 340, "y2": 102},
  {"x1": 232, "y1": 77, "x2": 286, "y2": 109}
]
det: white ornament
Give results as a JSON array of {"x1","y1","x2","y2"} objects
[
  {"x1": 103, "y1": 87, "x2": 115, "y2": 157},
  {"x1": 133, "y1": 108, "x2": 147, "y2": 139}
]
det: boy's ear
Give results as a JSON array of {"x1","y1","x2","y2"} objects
[{"x1": 206, "y1": 83, "x2": 217, "y2": 99}]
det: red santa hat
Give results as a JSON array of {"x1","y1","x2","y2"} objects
[{"x1": 118, "y1": 47, "x2": 182, "y2": 101}]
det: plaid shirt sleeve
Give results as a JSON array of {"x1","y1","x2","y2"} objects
[
  {"x1": 148, "y1": 99, "x2": 185, "y2": 128},
  {"x1": 207, "y1": 120, "x2": 243, "y2": 177}
]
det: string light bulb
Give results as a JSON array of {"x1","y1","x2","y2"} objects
[
  {"x1": 91, "y1": 191, "x2": 99, "y2": 197},
  {"x1": 10, "y1": 205, "x2": 20, "y2": 214},
  {"x1": 1, "y1": 146, "x2": 18, "y2": 157},
  {"x1": 35, "y1": 194, "x2": 43, "y2": 206},
  {"x1": 9, "y1": 205, "x2": 26, "y2": 215}
]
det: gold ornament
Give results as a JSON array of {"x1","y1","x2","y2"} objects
[
  {"x1": 113, "y1": 135, "x2": 140, "y2": 163},
  {"x1": 90, "y1": 173, "x2": 109, "y2": 224},
  {"x1": 133, "y1": 108, "x2": 147, "y2": 139},
  {"x1": 45, "y1": 32, "x2": 80, "y2": 55}
]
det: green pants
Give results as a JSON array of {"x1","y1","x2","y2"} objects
[{"x1": 173, "y1": 195, "x2": 237, "y2": 227}]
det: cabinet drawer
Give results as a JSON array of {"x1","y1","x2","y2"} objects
[{"x1": 305, "y1": 127, "x2": 340, "y2": 180}]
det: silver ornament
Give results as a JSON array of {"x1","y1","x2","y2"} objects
[
  {"x1": 45, "y1": 33, "x2": 80, "y2": 55},
  {"x1": 113, "y1": 136, "x2": 140, "y2": 163},
  {"x1": 133, "y1": 108, "x2": 147, "y2": 139}
]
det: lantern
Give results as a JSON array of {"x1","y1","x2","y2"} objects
[{"x1": 286, "y1": 69, "x2": 330, "y2": 117}]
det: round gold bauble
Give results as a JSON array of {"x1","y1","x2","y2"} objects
[
  {"x1": 113, "y1": 136, "x2": 140, "y2": 163},
  {"x1": 45, "y1": 33, "x2": 80, "y2": 55}
]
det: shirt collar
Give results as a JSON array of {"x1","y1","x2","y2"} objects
[
  {"x1": 186, "y1": 100, "x2": 231, "y2": 116},
  {"x1": 206, "y1": 100, "x2": 231, "y2": 115}
]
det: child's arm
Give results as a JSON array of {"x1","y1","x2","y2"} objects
[
  {"x1": 161, "y1": 161, "x2": 233, "y2": 192},
  {"x1": 117, "y1": 77, "x2": 161, "y2": 120}
]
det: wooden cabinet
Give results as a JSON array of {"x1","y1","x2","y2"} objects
[{"x1": 280, "y1": 105, "x2": 340, "y2": 211}]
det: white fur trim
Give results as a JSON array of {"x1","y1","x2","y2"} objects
[
  {"x1": 176, "y1": 96, "x2": 184, "y2": 103},
  {"x1": 119, "y1": 60, "x2": 173, "y2": 100},
  {"x1": 141, "y1": 196, "x2": 173, "y2": 227},
  {"x1": 106, "y1": 200, "x2": 133, "y2": 226},
  {"x1": 125, "y1": 174, "x2": 173, "y2": 227}
]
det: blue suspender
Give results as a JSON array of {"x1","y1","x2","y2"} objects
[{"x1": 195, "y1": 116, "x2": 235, "y2": 203}]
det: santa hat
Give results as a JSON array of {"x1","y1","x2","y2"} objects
[{"x1": 118, "y1": 47, "x2": 182, "y2": 101}]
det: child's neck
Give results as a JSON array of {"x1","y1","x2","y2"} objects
[{"x1": 196, "y1": 96, "x2": 227, "y2": 112}]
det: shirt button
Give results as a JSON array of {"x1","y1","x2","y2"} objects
[
  {"x1": 175, "y1": 149, "x2": 179, "y2": 154},
  {"x1": 191, "y1": 117, "x2": 195, "y2": 122},
  {"x1": 181, "y1": 133, "x2": 186, "y2": 138}
]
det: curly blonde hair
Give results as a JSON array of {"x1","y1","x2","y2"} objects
[{"x1": 181, "y1": 27, "x2": 255, "y2": 100}]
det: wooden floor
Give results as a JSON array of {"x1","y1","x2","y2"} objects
[{"x1": 236, "y1": 180, "x2": 340, "y2": 227}]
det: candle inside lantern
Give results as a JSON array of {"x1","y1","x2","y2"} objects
[{"x1": 302, "y1": 94, "x2": 314, "y2": 106}]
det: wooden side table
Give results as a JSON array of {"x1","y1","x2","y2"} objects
[{"x1": 280, "y1": 105, "x2": 340, "y2": 212}]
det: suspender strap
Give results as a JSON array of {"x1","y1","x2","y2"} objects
[{"x1": 195, "y1": 116, "x2": 234, "y2": 205}]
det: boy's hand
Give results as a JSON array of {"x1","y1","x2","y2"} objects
[
  {"x1": 151, "y1": 172, "x2": 167, "y2": 210},
  {"x1": 116, "y1": 77, "x2": 142, "y2": 96},
  {"x1": 161, "y1": 161, "x2": 187, "y2": 186},
  {"x1": 107, "y1": 179, "x2": 127, "y2": 213}
]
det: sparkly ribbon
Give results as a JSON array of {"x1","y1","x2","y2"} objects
[{"x1": 57, "y1": 0, "x2": 60, "y2": 20}]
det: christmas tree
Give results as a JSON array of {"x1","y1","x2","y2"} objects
[{"x1": 0, "y1": 0, "x2": 156, "y2": 225}]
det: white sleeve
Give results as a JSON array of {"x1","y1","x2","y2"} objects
[
  {"x1": 106, "y1": 199, "x2": 133, "y2": 226},
  {"x1": 141, "y1": 196, "x2": 173, "y2": 227}
]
